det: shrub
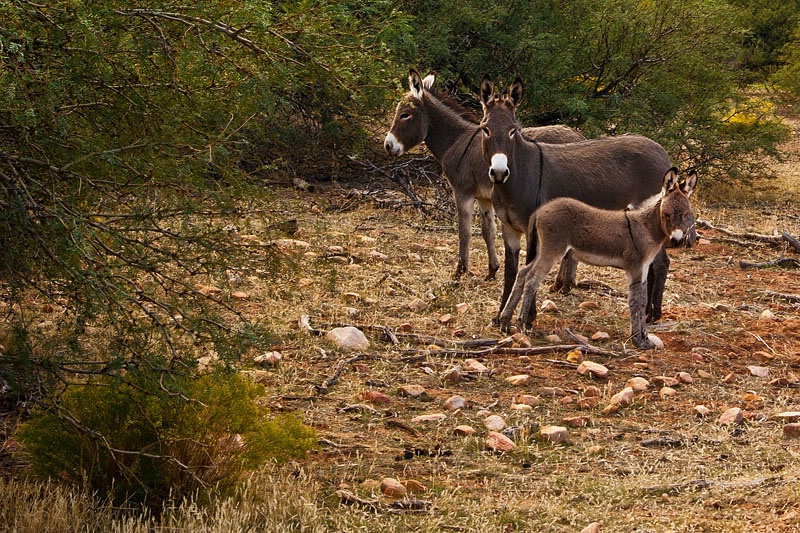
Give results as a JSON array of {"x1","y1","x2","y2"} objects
[{"x1": 16, "y1": 369, "x2": 316, "y2": 511}]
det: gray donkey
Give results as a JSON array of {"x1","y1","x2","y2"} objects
[
  {"x1": 499, "y1": 167, "x2": 697, "y2": 350},
  {"x1": 384, "y1": 69, "x2": 584, "y2": 282}
]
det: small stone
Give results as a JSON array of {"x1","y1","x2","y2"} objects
[
  {"x1": 591, "y1": 331, "x2": 610, "y2": 341},
  {"x1": 759, "y1": 309, "x2": 776, "y2": 322},
  {"x1": 783, "y1": 423, "x2": 800, "y2": 438},
  {"x1": 714, "y1": 302, "x2": 731, "y2": 312},
  {"x1": 369, "y1": 251, "x2": 388, "y2": 261},
  {"x1": 512, "y1": 332, "x2": 532, "y2": 348},
  {"x1": 476, "y1": 409, "x2": 491, "y2": 418},
  {"x1": 580, "y1": 523, "x2": 601, "y2": 533},
  {"x1": 510, "y1": 403, "x2": 533, "y2": 412},
  {"x1": 464, "y1": 359, "x2": 489, "y2": 374},
  {"x1": 647, "y1": 334, "x2": 664, "y2": 350},
  {"x1": 439, "y1": 313, "x2": 453, "y2": 324},
  {"x1": 398, "y1": 384, "x2": 427, "y2": 398},
  {"x1": 456, "y1": 302, "x2": 470, "y2": 314},
  {"x1": 563, "y1": 416, "x2": 590, "y2": 428},
  {"x1": 659, "y1": 386, "x2": 677, "y2": 398},
  {"x1": 486, "y1": 431, "x2": 516, "y2": 452},
  {"x1": 343, "y1": 292, "x2": 361, "y2": 303},
  {"x1": 577, "y1": 360, "x2": 609, "y2": 379},
  {"x1": 407, "y1": 298, "x2": 428, "y2": 312},
  {"x1": 626, "y1": 377, "x2": 650, "y2": 391},
  {"x1": 652, "y1": 376, "x2": 680, "y2": 387},
  {"x1": 540, "y1": 299, "x2": 558, "y2": 312},
  {"x1": 326, "y1": 326, "x2": 370, "y2": 351},
  {"x1": 697, "y1": 369, "x2": 712, "y2": 379},
  {"x1": 676, "y1": 372, "x2": 693, "y2": 384},
  {"x1": 443, "y1": 395, "x2": 467, "y2": 411},
  {"x1": 516, "y1": 395, "x2": 541, "y2": 407},
  {"x1": 230, "y1": 291, "x2": 249, "y2": 300},
  {"x1": 454, "y1": 425, "x2": 476, "y2": 436},
  {"x1": 566, "y1": 349, "x2": 583, "y2": 363},
  {"x1": 772, "y1": 411, "x2": 800, "y2": 422},
  {"x1": 537, "y1": 386, "x2": 566, "y2": 398},
  {"x1": 380, "y1": 477, "x2": 407, "y2": 498},
  {"x1": 606, "y1": 387, "x2": 635, "y2": 409},
  {"x1": 747, "y1": 365, "x2": 771, "y2": 378},
  {"x1": 579, "y1": 301, "x2": 599, "y2": 310},
  {"x1": 572, "y1": 332, "x2": 590, "y2": 344},
  {"x1": 397, "y1": 323, "x2": 413, "y2": 332},
  {"x1": 253, "y1": 351, "x2": 282, "y2": 366},
  {"x1": 722, "y1": 372, "x2": 737, "y2": 383},
  {"x1": 695, "y1": 405, "x2": 712, "y2": 417},
  {"x1": 545, "y1": 334, "x2": 562, "y2": 343},
  {"x1": 358, "y1": 390, "x2": 391, "y2": 405},
  {"x1": 442, "y1": 365, "x2": 463, "y2": 384},
  {"x1": 583, "y1": 386, "x2": 602, "y2": 398},
  {"x1": 752, "y1": 351, "x2": 773, "y2": 361},
  {"x1": 578, "y1": 397, "x2": 602, "y2": 410},
  {"x1": 540, "y1": 425, "x2": 569, "y2": 444},
  {"x1": 719, "y1": 407, "x2": 744, "y2": 425},
  {"x1": 401, "y1": 479, "x2": 426, "y2": 493},
  {"x1": 407, "y1": 252, "x2": 423, "y2": 262},
  {"x1": 505, "y1": 374, "x2": 531, "y2": 386},
  {"x1": 410, "y1": 413, "x2": 447, "y2": 423},
  {"x1": 484, "y1": 414, "x2": 507, "y2": 432}
]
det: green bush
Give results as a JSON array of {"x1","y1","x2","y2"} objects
[{"x1": 16, "y1": 370, "x2": 316, "y2": 511}]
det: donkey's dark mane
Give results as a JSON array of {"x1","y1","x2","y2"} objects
[{"x1": 410, "y1": 88, "x2": 481, "y2": 124}]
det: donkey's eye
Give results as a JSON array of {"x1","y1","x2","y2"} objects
[
  {"x1": 481, "y1": 126, "x2": 491, "y2": 138},
  {"x1": 400, "y1": 112, "x2": 411, "y2": 120},
  {"x1": 509, "y1": 128, "x2": 517, "y2": 139}
]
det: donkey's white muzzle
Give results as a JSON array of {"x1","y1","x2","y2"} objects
[
  {"x1": 384, "y1": 132, "x2": 404, "y2": 157},
  {"x1": 488, "y1": 153, "x2": 510, "y2": 183}
]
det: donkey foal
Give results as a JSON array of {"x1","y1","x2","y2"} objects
[{"x1": 499, "y1": 167, "x2": 697, "y2": 350}]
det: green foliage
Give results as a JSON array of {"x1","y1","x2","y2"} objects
[{"x1": 17, "y1": 369, "x2": 316, "y2": 510}]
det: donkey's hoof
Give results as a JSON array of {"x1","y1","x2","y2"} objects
[
  {"x1": 484, "y1": 270, "x2": 498, "y2": 282},
  {"x1": 515, "y1": 319, "x2": 534, "y2": 333},
  {"x1": 634, "y1": 338, "x2": 656, "y2": 350},
  {"x1": 499, "y1": 319, "x2": 513, "y2": 334}
]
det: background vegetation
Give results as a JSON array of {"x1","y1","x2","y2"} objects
[{"x1": 2, "y1": 0, "x2": 800, "y2": 519}]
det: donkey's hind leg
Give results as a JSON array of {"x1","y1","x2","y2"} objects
[
  {"x1": 551, "y1": 250, "x2": 578, "y2": 295},
  {"x1": 517, "y1": 257, "x2": 559, "y2": 331},
  {"x1": 498, "y1": 260, "x2": 535, "y2": 333},
  {"x1": 454, "y1": 194, "x2": 476, "y2": 279},
  {"x1": 646, "y1": 246, "x2": 670, "y2": 322},
  {"x1": 477, "y1": 197, "x2": 500, "y2": 280}
]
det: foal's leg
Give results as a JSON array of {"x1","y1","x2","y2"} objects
[
  {"x1": 517, "y1": 256, "x2": 559, "y2": 331},
  {"x1": 498, "y1": 260, "x2": 536, "y2": 333},
  {"x1": 628, "y1": 272, "x2": 655, "y2": 350},
  {"x1": 477, "y1": 197, "x2": 500, "y2": 280},
  {"x1": 646, "y1": 246, "x2": 670, "y2": 322},
  {"x1": 454, "y1": 194, "x2": 476, "y2": 279},
  {"x1": 551, "y1": 250, "x2": 578, "y2": 295}
]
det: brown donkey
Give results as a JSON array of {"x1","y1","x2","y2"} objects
[
  {"x1": 384, "y1": 69, "x2": 584, "y2": 280},
  {"x1": 499, "y1": 168, "x2": 697, "y2": 350}
]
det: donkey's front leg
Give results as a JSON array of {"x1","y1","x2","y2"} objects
[
  {"x1": 495, "y1": 226, "x2": 522, "y2": 325},
  {"x1": 646, "y1": 246, "x2": 670, "y2": 322},
  {"x1": 628, "y1": 277, "x2": 655, "y2": 350},
  {"x1": 477, "y1": 198, "x2": 500, "y2": 280},
  {"x1": 453, "y1": 194, "x2": 475, "y2": 279}
]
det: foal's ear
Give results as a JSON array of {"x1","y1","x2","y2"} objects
[
  {"x1": 507, "y1": 77, "x2": 524, "y2": 108},
  {"x1": 480, "y1": 74, "x2": 495, "y2": 107},
  {"x1": 409, "y1": 69, "x2": 425, "y2": 99},
  {"x1": 662, "y1": 166, "x2": 680, "y2": 194},
  {"x1": 681, "y1": 169, "x2": 698, "y2": 197},
  {"x1": 422, "y1": 72, "x2": 436, "y2": 90}
]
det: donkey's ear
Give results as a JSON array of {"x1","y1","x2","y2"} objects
[
  {"x1": 409, "y1": 69, "x2": 425, "y2": 99},
  {"x1": 507, "y1": 77, "x2": 524, "y2": 108},
  {"x1": 681, "y1": 169, "x2": 698, "y2": 197},
  {"x1": 480, "y1": 74, "x2": 495, "y2": 107},
  {"x1": 422, "y1": 73, "x2": 435, "y2": 90},
  {"x1": 662, "y1": 166, "x2": 680, "y2": 194}
]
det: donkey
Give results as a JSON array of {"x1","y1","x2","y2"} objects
[
  {"x1": 384, "y1": 69, "x2": 585, "y2": 282},
  {"x1": 479, "y1": 75, "x2": 674, "y2": 323},
  {"x1": 499, "y1": 168, "x2": 697, "y2": 350}
]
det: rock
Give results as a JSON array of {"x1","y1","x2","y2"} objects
[
  {"x1": 439, "y1": 313, "x2": 453, "y2": 324},
  {"x1": 579, "y1": 301, "x2": 599, "y2": 310},
  {"x1": 396, "y1": 322, "x2": 413, "y2": 332},
  {"x1": 659, "y1": 386, "x2": 677, "y2": 398},
  {"x1": 752, "y1": 350, "x2": 774, "y2": 361},
  {"x1": 397, "y1": 384, "x2": 428, "y2": 399},
  {"x1": 697, "y1": 369, "x2": 712, "y2": 379},
  {"x1": 505, "y1": 374, "x2": 531, "y2": 386},
  {"x1": 410, "y1": 413, "x2": 447, "y2": 424},
  {"x1": 326, "y1": 326, "x2": 370, "y2": 351},
  {"x1": 695, "y1": 405, "x2": 712, "y2": 417},
  {"x1": 341, "y1": 306, "x2": 359, "y2": 317},
  {"x1": 652, "y1": 376, "x2": 680, "y2": 388},
  {"x1": 407, "y1": 252, "x2": 422, "y2": 262},
  {"x1": 464, "y1": 359, "x2": 489, "y2": 374},
  {"x1": 510, "y1": 404, "x2": 533, "y2": 412},
  {"x1": 483, "y1": 414, "x2": 507, "y2": 432},
  {"x1": 626, "y1": 377, "x2": 650, "y2": 391},
  {"x1": 486, "y1": 431, "x2": 517, "y2": 452},
  {"x1": 231, "y1": 291, "x2": 249, "y2": 300},
  {"x1": 401, "y1": 479, "x2": 426, "y2": 493},
  {"x1": 540, "y1": 299, "x2": 558, "y2": 312},
  {"x1": 454, "y1": 425, "x2": 476, "y2": 436},
  {"x1": 358, "y1": 390, "x2": 391, "y2": 405},
  {"x1": 580, "y1": 523, "x2": 601, "y2": 533},
  {"x1": 719, "y1": 407, "x2": 744, "y2": 425},
  {"x1": 456, "y1": 302, "x2": 470, "y2": 314},
  {"x1": 578, "y1": 397, "x2": 602, "y2": 410},
  {"x1": 381, "y1": 477, "x2": 407, "y2": 498},
  {"x1": 566, "y1": 349, "x2": 583, "y2": 363},
  {"x1": 647, "y1": 334, "x2": 664, "y2": 350},
  {"x1": 603, "y1": 387, "x2": 635, "y2": 414},
  {"x1": 747, "y1": 365, "x2": 771, "y2": 378},
  {"x1": 516, "y1": 394, "x2": 541, "y2": 407},
  {"x1": 742, "y1": 392, "x2": 764, "y2": 403},
  {"x1": 343, "y1": 292, "x2": 361, "y2": 303},
  {"x1": 253, "y1": 351, "x2": 282, "y2": 366},
  {"x1": 369, "y1": 251, "x2": 388, "y2": 261},
  {"x1": 583, "y1": 386, "x2": 602, "y2": 397},
  {"x1": 591, "y1": 331, "x2": 610, "y2": 341},
  {"x1": 563, "y1": 416, "x2": 590, "y2": 428},
  {"x1": 545, "y1": 334, "x2": 562, "y2": 343},
  {"x1": 676, "y1": 372, "x2": 693, "y2": 384},
  {"x1": 407, "y1": 298, "x2": 428, "y2": 312},
  {"x1": 722, "y1": 372, "x2": 737, "y2": 383},
  {"x1": 443, "y1": 395, "x2": 467, "y2": 411},
  {"x1": 540, "y1": 425, "x2": 569, "y2": 444},
  {"x1": 759, "y1": 309, "x2": 776, "y2": 322},
  {"x1": 577, "y1": 360, "x2": 609, "y2": 379},
  {"x1": 512, "y1": 333, "x2": 532, "y2": 348},
  {"x1": 442, "y1": 365, "x2": 463, "y2": 384},
  {"x1": 537, "y1": 386, "x2": 566, "y2": 398},
  {"x1": 771, "y1": 411, "x2": 800, "y2": 422},
  {"x1": 784, "y1": 423, "x2": 800, "y2": 438}
]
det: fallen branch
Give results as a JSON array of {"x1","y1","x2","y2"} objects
[
  {"x1": 783, "y1": 231, "x2": 800, "y2": 252},
  {"x1": 401, "y1": 343, "x2": 620, "y2": 359},
  {"x1": 763, "y1": 290, "x2": 800, "y2": 303},
  {"x1": 316, "y1": 354, "x2": 373, "y2": 394},
  {"x1": 739, "y1": 256, "x2": 799, "y2": 270},
  {"x1": 641, "y1": 476, "x2": 786, "y2": 495},
  {"x1": 385, "y1": 419, "x2": 423, "y2": 438},
  {"x1": 696, "y1": 219, "x2": 785, "y2": 244}
]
